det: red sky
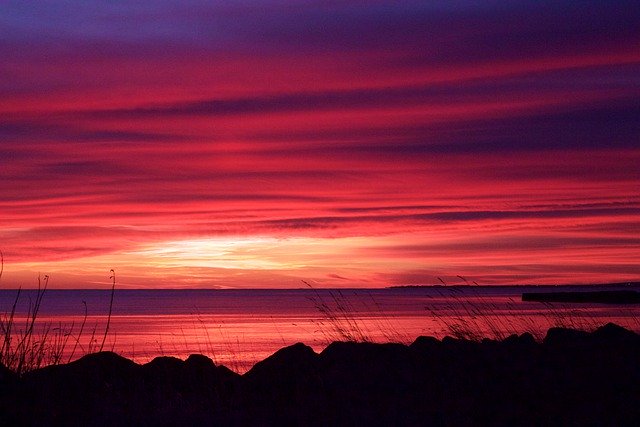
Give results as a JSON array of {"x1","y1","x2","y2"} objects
[{"x1": 1, "y1": 1, "x2": 639, "y2": 288}]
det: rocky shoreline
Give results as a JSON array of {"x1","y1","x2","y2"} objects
[{"x1": 2, "y1": 323, "x2": 640, "y2": 426}]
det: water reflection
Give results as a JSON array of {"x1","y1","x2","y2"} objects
[{"x1": 2, "y1": 287, "x2": 640, "y2": 373}]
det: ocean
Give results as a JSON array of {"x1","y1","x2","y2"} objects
[{"x1": 2, "y1": 285, "x2": 639, "y2": 372}]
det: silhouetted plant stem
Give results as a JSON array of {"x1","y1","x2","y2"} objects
[
  {"x1": 68, "y1": 301, "x2": 88, "y2": 363},
  {"x1": 99, "y1": 269, "x2": 116, "y2": 352}
]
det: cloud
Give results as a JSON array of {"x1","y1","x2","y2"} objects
[
  {"x1": 3, "y1": 1, "x2": 638, "y2": 58},
  {"x1": 0, "y1": 119, "x2": 188, "y2": 143},
  {"x1": 0, "y1": 1, "x2": 638, "y2": 286}
]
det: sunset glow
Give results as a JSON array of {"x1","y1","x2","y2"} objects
[{"x1": 1, "y1": 1, "x2": 639, "y2": 288}]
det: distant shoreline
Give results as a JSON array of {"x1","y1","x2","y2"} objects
[
  {"x1": 390, "y1": 281, "x2": 640, "y2": 289},
  {"x1": 522, "y1": 289, "x2": 640, "y2": 304},
  {"x1": 1, "y1": 281, "x2": 639, "y2": 292}
]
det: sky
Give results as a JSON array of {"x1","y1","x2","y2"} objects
[{"x1": 1, "y1": 1, "x2": 639, "y2": 288}]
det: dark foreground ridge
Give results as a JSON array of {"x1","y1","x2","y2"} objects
[{"x1": 2, "y1": 324, "x2": 640, "y2": 426}]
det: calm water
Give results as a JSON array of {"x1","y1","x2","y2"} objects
[{"x1": 2, "y1": 285, "x2": 639, "y2": 372}]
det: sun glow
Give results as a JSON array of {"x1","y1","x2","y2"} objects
[
  {"x1": 131, "y1": 237, "x2": 288, "y2": 270},
  {"x1": 129, "y1": 236, "x2": 371, "y2": 271},
  {"x1": 5, "y1": 235, "x2": 411, "y2": 289}
]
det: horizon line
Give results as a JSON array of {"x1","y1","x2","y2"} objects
[{"x1": 1, "y1": 282, "x2": 640, "y2": 291}]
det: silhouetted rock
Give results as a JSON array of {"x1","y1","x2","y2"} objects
[
  {"x1": 4, "y1": 325, "x2": 640, "y2": 426},
  {"x1": 139, "y1": 354, "x2": 241, "y2": 425},
  {"x1": 0, "y1": 361, "x2": 15, "y2": 382},
  {"x1": 409, "y1": 335, "x2": 440, "y2": 352},
  {"x1": 319, "y1": 341, "x2": 416, "y2": 425},
  {"x1": 543, "y1": 326, "x2": 590, "y2": 346},
  {"x1": 242, "y1": 343, "x2": 321, "y2": 425},
  {"x1": 592, "y1": 322, "x2": 640, "y2": 343},
  {"x1": 245, "y1": 342, "x2": 318, "y2": 380},
  {"x1": 18, "y1": 352, "x2": 139, "y2": 426},
  {"x1": 0, "y1": 361, "x2": 19, "y2": 426},
  {"x1": 503, "y1": 331, "x2": 536, "y2": 347}
]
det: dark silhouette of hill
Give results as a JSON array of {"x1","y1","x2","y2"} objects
[{"x1": 2, "y1": 323, "x2": 640, "y2": 426}]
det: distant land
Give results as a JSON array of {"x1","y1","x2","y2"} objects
[{"x1": 390, "y1": 282, "x2": 640, "y2": 289}]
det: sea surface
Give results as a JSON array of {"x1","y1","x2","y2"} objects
[{"x1": 2, "y1": 285, "x2": 639, "y2": 372}]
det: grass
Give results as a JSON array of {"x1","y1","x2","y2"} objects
[
  {"x1": 304, "y1": 281, "x2": 370, "y2": 342},
  {"x1": 304, "y1": 280, "x2": 411, "y2": 345},
  {"x1": 306, "y1": 277, "x2": 640, "y2": 345},
  {"x1": 426, "y1": 281, "x2": 640, "y2": 342},
  {"x1": 0, "y1": 275, "x2": 54, "y2": 374},
  {"x1": 0, "y1": 252, "x2": 117, "y2": 375},
  {"x1": 133, "y1": 282, "x2": 640, "y2": 369}
]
